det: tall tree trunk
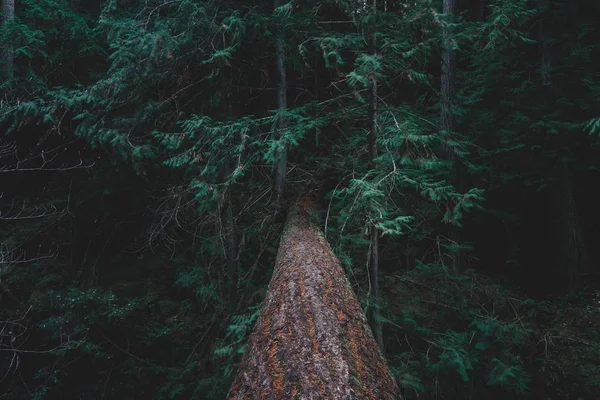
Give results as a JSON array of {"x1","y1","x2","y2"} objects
[
  {"x1": 536, "y1": 1, "x2": 588, "y2": 290},
  {"x1": 274, "y1": 0, "x2": 288, "y2": 199},
  {"x1": 369, "y1": 223, "x2": 383, "y2": 350},
  {"x1": 477, "y1": 0, "x2": 486, "y2": 22},
  {"x1": 366, "y1": 0, "x2": 383, "y2": 351},
  {"x1": 440, "y1": 0, "x2": 456, "y2": 141},
  {"x1": 441, "y1": 0, "x2": 460, "y2": 271},
  {"x1": 227, "y1": 198, "x2": 401, "y2": 400},
  {"x1": 69, "y1": 178, "x2": 79, "y2": 270},
  {"x1": 553, "y1": 168, "x2": 588, "y2": 290},
  {"x1": 224, "y1": 58, "x2": 238, "y2": 309},
  {"x1": 1, "y1": 0, "x2": 15, "y2": 83},
  {"x1": 537, "y1": 0, "x2": 551, "y2": 87},
  {"x1": 225, "y1": 194, "x2": 237, "y2": 307}
]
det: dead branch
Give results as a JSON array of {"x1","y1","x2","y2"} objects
[
  {"x1": 0, "y1": 244, "x2": 58, "y2": 265},
  {"x1": 0, "y1": 200, "x2": 64, "y2": 220},
  {"x1": 0, "y1": 140, "x2": 94, "y2": 173}
]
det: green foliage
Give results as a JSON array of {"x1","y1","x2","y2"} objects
[
  {"x1": 385, "y1": 264, "x2": 600, "y2": 399},
  {"x1": 1, "y1": 0, "x2": 600, "y2": 398}
]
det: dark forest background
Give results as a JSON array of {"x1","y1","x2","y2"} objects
[{"x1": 1, "y1": 0, "x2": 600, "y2": 398}]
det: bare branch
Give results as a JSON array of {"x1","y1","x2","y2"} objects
[
  {"x1": 0, "y1": 200, "x2": 64, "y2": 220},
  {"x1": 0, "y1": 142, "x2": 17, "y2": 156},
  {"x1": 0, "y1": 140, "x2": 94, "y2": 173},
  {"x1": 0, "y1": 244, "x2": 58, "y2": 265}
]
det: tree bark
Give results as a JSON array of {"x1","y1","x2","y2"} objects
[
  {"x1": 536, "y1": 1, "x2": 587, "y2": 290},
  {"x1": 440, "y1": 0, "x2": 461, "y2": 271},
  {"x1": 440, "y1": 0, "x2": 456, "y2": 142},
  {"x1": 69, "y1": 178, "x2": 79, "y2": 270},
  {"x1": 476, "y1": 0, "x2": 485, "y2": 22},
  {"x1": 227, "y1": 198, "x2": 400, "y2": 400},
  {"x1": 553, "y1": 168, "x2": 588, "y2": 290},
  {"x1": 1, "y1": 0, "x2": 15, "y2": 83},
  {"x1": 224, "y1": 57, "x2": 238, "y2": 309},
  {"x1": 274, "y1": 0, "x2": 288, "y2": 199},
  {"x1": 366, "y1": 0, "x2": 384, "y2": 352},
  {"x1": 225, "y1": 193, "x2": 237, "y2": 308},
  {"x1": 537, "y1": 0, "x2": 551, "y2": 87}
]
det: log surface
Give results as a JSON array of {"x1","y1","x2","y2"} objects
[{"x1": 227, "y1": 198, "x2": 401, "y2": 399}]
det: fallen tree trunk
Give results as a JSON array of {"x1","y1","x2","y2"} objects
[{"x1": 227, "y1": 198, "x2": 401, "y2": 399}]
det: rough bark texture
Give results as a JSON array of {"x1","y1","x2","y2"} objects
[
  {"x1": 227, "y1": 198, "x2": 401, "y2": 400},
  {"x1": 1, "y1": 0, "x2": 15, "y2": 82}
]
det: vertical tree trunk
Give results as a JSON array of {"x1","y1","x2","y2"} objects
[
  {"x1": 537, "y1": 0, "x2": 551, "y2": 87},
  {"x1": 477, "y1": 0, "x2": 486, "y2": 22},
  {"x1": 369, "y1": 223, "x2": 383, "y2": 350},
  {"x1": 224, "y1": 56, "x2": 238, "y2": 308},
  {"x1": 225, "y1": 195, "x2": 237, "y2": 307},
  {"x1": 69, "y1": 178, "x2": 79, "y2": 270},
  {"x1": 274, "y1": 0, "x2": 288, "y2": 199},
  {"x1": 536, "y1": 0, "x2": 588, "y2": 290},
  {"x1": 1, "y1": 0, "x2": 15, "y2": 83},
  {"x1": 441, "y1": 0, "x2": 460, "y2": 271},
  {"x1": 227, "y1": 198, "x2": 400, "y2": 399},
  {"x1": 366, "y1": 0, "x2": 383, "y2": 352},
  {"x1": 440, "y1": 0, "x2": 456, "y2": 142},
  {"x1": 553, "y1": 168, "x2": 588, "y2": 290}
]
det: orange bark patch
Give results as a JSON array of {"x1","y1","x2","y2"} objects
[{"x1": 266, "y1": 339, "x2": 284, "y2": 394}]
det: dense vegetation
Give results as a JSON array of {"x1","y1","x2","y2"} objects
[{"x1": 1, "y1": 0, "x2": 599, "y2": 398}]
